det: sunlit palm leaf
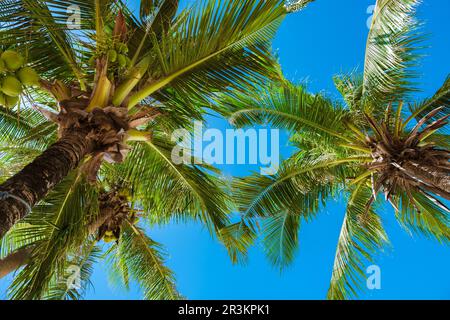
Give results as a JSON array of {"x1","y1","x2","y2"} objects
[
  {"x1": 394, "y1": 191, "x2": 450, "y2": 243},
  {"x1": 116, "y1": 135, "x2": 231, "y2": 234},
  {"x1": 0, "y1": 0, "x2": 88, "y2": 84},
  {"x1": 226, "y1": 82, "x2": 352, "y2": 147},
  {"x1": 261, "y1": 210, "x2": 301, "y2": 268},
  {"x1": 128, "y1": 0, "x2": 287, "y2": 108},
  {"x1": 408, "y1": 75, "x2": 450, "y2": 128},
  {"x1": 218, "y1": 220, "x2": 257, "y2": 265},
  {"x1": 362, "y1": 0, "x2": 423, "y2": 113},
  {"x1": 111, "y1": 223, "x2": 181, "y2": 300},
  {"x1": 43, "y1": 242, "x2": 101, "y2": 300},
  {"x1": 333, "y1": 72, "x2": 363, "y2": 114},
  {"x1": 327, "y1": 184, "x2": 388, "y2": 300}
]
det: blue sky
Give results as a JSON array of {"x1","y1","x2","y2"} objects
[{"x1": 1, "y1": 0, "x2": 449, "y2": 300}]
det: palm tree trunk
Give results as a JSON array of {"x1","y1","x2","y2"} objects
[
  {"x1": 0, "y1": 127, "x2": 95, "y2": 238},
  {"x1": 403, "y1": 161, "x2": 450, "y2": 200},
  {"x1": 0, "y1": 247, "x2": 32, "y2": 279}
]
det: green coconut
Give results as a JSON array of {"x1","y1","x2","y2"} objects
[
  {"x1": 108, "y1": 49, "x2": 117, "y2": 62},
  {"x1": 117, "y1": 54, "x2": 127, "y2": 68},
  {"x1": 117, "y1": 43, "x2": 128, "y2": 54},
  {"x1": 0, "y1": 93, "x2": 6, "y2": 106},
  {"x1": 103, "y1": 234, "x2": 116, "y2": 243},
  {"x1": 17, "y1": 67, "x2": 39, "y2": 86},
  {"x1": 5, "y1": 95, "x2": 19, "y2": 108},
  {"x1": 1, "y1": 50, "x2": 24, "y2": 71},
  {"x1": 1, "y1": 76, "x2": 23, "y2": 97}
]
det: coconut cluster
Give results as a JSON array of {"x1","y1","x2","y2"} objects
[
  {"x1": 97, "y1": 188, "x2": 138, "y2": 244},
  {"x1": 89, "y1": 41, "x2": 131, "y2": 71},
  {"x1": 0, "y1": 50, "x2": 39, "y2": 108},
  {"x1": 108, "y1": 42, "x2": 131, "y2": 69}
]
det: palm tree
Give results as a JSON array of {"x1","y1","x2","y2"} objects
[
  {"x1": 0, "y1": 0, "x2": 313, "y2": 238},
  {"x1": 0, "y1": 0, "x2": 316, "y2": 299},
  {"x1": 0, "y1": 101, "x2": 252, "y2": 299},
  {"x1": 226, "y1": 0, "x2": 449, "y2": 299}
]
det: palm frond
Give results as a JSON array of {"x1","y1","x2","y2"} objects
[
  {"x1": 0, "y1": 106, "x2": 49, "y2": 143},
  {"x1": 261, "y1": 210, "x2": 301, "y2": 268},
  {"x1": 111, "y1": 222, "x2": 181, "y2": 300},
  {"x1": 140, "y1": 0, "x2": 179, "y2": 33},
  {"x1": 333, "y1": 72, "x2": 364, "y2": 114},
  {"x1": 233, "y1": 151, "x2": 356, "y2": 219},
  {"x1": 362, "y1": 0, "x2": 423, "y2": 113},
  {"x1": 408, "y1": 75, "x2": 450, "y2": 128},
  {"x1": 115, "y1": 135, "x2": 232, "y2": 234},
  {"x1": 327, "y1": 184, "x2": 388, "y2": 300},
  {"x1": 128, "y1": 0, "x2": 286, "y2": 108},
  {"x1": 233, "y1": 151, "x2": 357, "y2": 269},
  {"x1": 226, "y1": 81, "x2": 352, "y2": 146},
  {"x1": 218, "y1": 220, "x2": 257, "y2": 265},
  {"x1": 394, "y1": 190, "x2": 450, "y2": 243},
  {"x1": 43, "y1": 241, "x2": 101, "y2": 300},
  {"x1": 0, "y1": 0, "x2": 89, "y2": 84},
  {"x1": 7, "y1": 171, "x2": 99, "y2": 300}
]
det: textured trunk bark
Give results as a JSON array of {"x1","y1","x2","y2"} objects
[
  {"x1": 0, "y1": 128, "x2": 95, "y2": 238},
  {"x1": 0, "y1": 247, "x2": 32, "y2": 279},
  {"x1": 403, "y1": 161, "x2": 450, "y2": 200}
]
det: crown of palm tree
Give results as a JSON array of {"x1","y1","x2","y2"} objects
[
  {"x1": 226, "y1": 0, "x2": 449, "y2": 300},
  {"x1": 0, "y1": 0, "x2": 293, "y2": 236}
]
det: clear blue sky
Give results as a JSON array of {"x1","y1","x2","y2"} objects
[{"x1": 1, "y1": 0, "x2": 449, "y2": 300}]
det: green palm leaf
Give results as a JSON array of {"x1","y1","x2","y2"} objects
[
  {"x1": 7, "y1": 171, "x2": 99, "y2": 300},
  {"x1": 226, "y1": 82, "x2": 352, "y2": 146},
  {"x1": 128, "y1": 0, "x2": 287, "y2": 108},
  {"x1": 0, "y1": 0, "x2": 88, "y2": 85},
  {"x1": 327, "y1": 184, "x2": 388, "y2": 300},
  {"x1": 394, "y1": 190, "x2": 450, "y2": 243},
  {"x1": 261, "y1": 210, "x2": 301, "y2": 268},
  {"x1": 233, "y1": 151, "x2": 359, "y2": 269},
  {"x1": 408, "y1": 75, "x2": 450, "y2": 127},
  {"x1": 218, "y1": 220, "x2": 257, "y2": 265},
  {"x1": 362, "y1": 0, "x2": 423, "y2": 112},
  {"x1": 43, "y1": 242, "x2": 101, "y2": 300},
  {"x1": 117, "y1": 136, "x2": 231, "y2": 234},
  {"x1": 110, "y1": 222, "x2": 181, "y2": 300}
]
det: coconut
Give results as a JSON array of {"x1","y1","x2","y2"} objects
[
  {"x1": 1, "y1": 50, "x2": 24, "y2": 71},
  {"x1": 108, "y1": 49, "x2": 117, "y2": 62},
  {"x1": 1, "y1": 75, "x2": 23, "y2": 97},
  {"x1": 117, "y1": 43, "x2": 128, "y2": 54},
  {"x1": 17, "y1": 67, "x2": 39, "y2": 86},
  {"x1": 103, "y1": 235, "x2": 115, "y2": 243},
  {"x1": 117, "y1": 54, "x2": 127, "y2": 68},
  {"x1": 105, "y1": 230, "x2": 114, "y2": 237},
  {"x1": 5, "y1": 95, "x2": 19, "y2": 108}
]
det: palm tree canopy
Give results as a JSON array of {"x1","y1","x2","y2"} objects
[{"x1": 226, "y1": 0, "x2": 449, "y2": 299}]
